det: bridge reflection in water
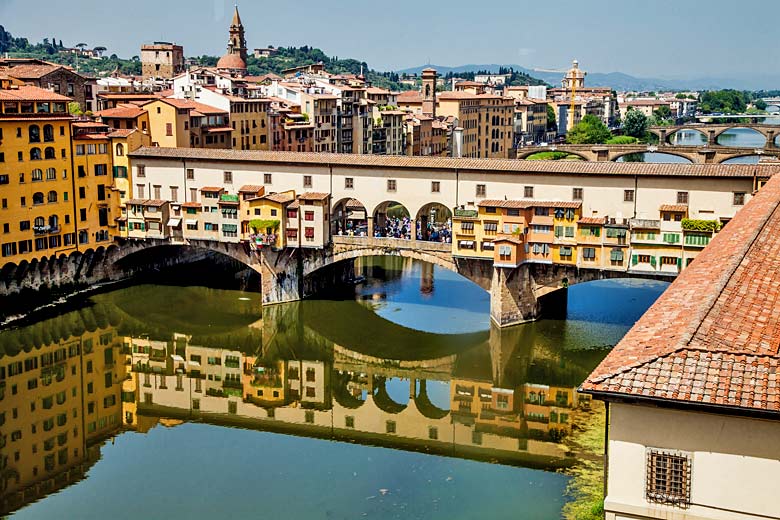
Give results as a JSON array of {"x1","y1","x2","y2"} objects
[{"x1": 0, "y1": 279, "x2": 621, "y2": 515}]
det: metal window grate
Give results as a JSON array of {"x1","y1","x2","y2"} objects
[{"x1": 646, "y1": 450, "x2": 691, "y2": 508}]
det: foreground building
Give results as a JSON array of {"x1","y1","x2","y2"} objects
[{"x1": 581, "y1": 173, "x2": 780, "y2": 520}]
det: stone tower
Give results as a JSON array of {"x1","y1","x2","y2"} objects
[
  {"x1": 562, "y1": 59, "x2": 586, "y2": 90},
  {"x1": 421, "y1": 68, "x2": 437, "y2": 118},
  {"x1": 228, "y1": 6, "x2": 248, "y2": 62}
]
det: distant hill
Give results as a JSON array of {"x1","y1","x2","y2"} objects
[{"x1": 397, "y1": 63, "x2": 780, "y2": 91}]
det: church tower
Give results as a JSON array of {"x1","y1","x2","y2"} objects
[
  {"x1": 421, "y1": 68, "x2": 438, "y2": 118},
  {"x1": 217, "y1": 5, "x2": 248, "y2": 74}
]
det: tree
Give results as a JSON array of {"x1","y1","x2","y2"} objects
[
  {"x1": 546, "y1": 104, "x2": 557, "y2": 132},
  {"x1": 623, "y1": 108, "x2": 649, "y2": 139},
  {"x1": 566, "y1": 115, "x2": 611, "y2": 144},
  {"x1": 755, "y1": 99, "x2": 768, "y2": 111},
  {"x1": 652, "y1": 105, "x2": 672, "y2": 121},
  {"x1": 75, "y1": 42, "x2": 87, "y2": 50},
  {"x1": 94, "y1": 46, "x2": 107, "y2": 57}
]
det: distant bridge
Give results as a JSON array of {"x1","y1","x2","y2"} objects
[
  {"x1": 517, "y1": 143, "x2": 780, "y2": 164},
  {"x1": 649, "y1": 123, "x2": 780, "y2": 148}
]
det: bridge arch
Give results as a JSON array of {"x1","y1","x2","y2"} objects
[
  {"x1": 331, "y1": 197, "x2": 368, "y2": 236},
  {"x1": 516, "y1": 149, "x2": 590, "y2": 161},
  {"x1": 663, "y1": 127, "x2": 708, "y2": 145},
  {"x1": 612, "y1": 150, "x2": 694, "y2": 164},
  {"x1": 713, "y1": 127, "x2": 767, "y2": 147}
]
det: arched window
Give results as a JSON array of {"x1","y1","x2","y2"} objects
[
  {"x1": 48, "y1": 215, "x2": 59, "y2": 229},
  {"x1": 34, "y1": 216, "x2": 45, "y2": 228},
  {"x1": 33, "y1": 192, "x2": 44, "y2": 205},
  {"x1": 29, "y1": 125, "x2": 40, "y2": 143},
  {"x1": 32, "y1": 169, "x2": 43, "y2": 182},
  {"x1": 30, "y1": 148, "x2": 41, "y2": 160},
  {"x1": 115, "y1": 143, "x2": 124, "y2": 156},
  {"x1": 46, "y1": 168, "x2": 56, "y2": 180},
  {"x1": 43, "y1": 124, "x2": 54, "y2": 142},
  {"x1": 44, "y1": 147, "x2": 55, "y2": 159},
  {"x1": 47, "y1": 190, "x2": 58, "y2": 203}
]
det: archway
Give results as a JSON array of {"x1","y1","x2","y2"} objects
[
  {"x1": 520, "y1": 150, "x2": 588, "y2": 161},
  {"x1": 372, "y1": 201, "x2": 411, "y2": 239},
  {"x1": 715, "y1": 127, "x2": 767, "y2": 148},
  {"x1": 331, "y1": 197, "x2": 368, "y2": 237},
  {"x1": 721, "y1": 154, "x2": 764, "y2": 164},
  {"x1": 415, "y1": 203, "x2": 452, "y2": 242}
]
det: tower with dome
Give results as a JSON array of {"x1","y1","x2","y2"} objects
[{"x1": 216, "y1": 6, "x2": 248, "y2": 75}]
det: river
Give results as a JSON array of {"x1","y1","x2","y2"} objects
[{"x1": 0, "y1": 257, "x2": 667, "y2": 519}]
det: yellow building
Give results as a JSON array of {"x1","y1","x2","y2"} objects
[
  {"x1": 0, "y1": 85, "x2": 77, "y2": 266},
  {"x1": 109, "y1": 128, "x2": 151, "y2": 207},
  {"x1": 551, "y1": 203, "x2": 581, "y2": 265},
  {"x1": 71, "y1": 122, "x2": 121, "y2": 246},
  {"x1": 241, "y1": 191, "x2": 295, "y2": 250},
  {"x1": 242, "y1": 357, "x2": 287, "y2": 406}
]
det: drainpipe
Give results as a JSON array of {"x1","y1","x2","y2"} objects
[
  {"x1": 603, "y1": 401, "x2": 610, "y2": 504},
  {"x1": 632, "y1": 175, "x2": 638, "y2": 219},
  {"x1": 455, "y1": 168, "x2": 460, "y2": 209},
  {"x1": 68, "y1": 124, "x2": 79, "y2": 253}
]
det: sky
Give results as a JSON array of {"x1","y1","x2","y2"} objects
[{"x1": 0, "y1": 0, "x2": 775, "y2": 80}]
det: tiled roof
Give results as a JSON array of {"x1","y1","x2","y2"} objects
[
  {"x1": 107, "y1": 129, "x2": 136, "y2": 138},
  {"x1": 264, "y1": 192, "x2": 295, "y2": 204},
  {"x1": 143, "y1": 199, "x2": 167, "y2": 207},
  {"x1": 238, "y1": 185, "x2": 264, "y2": 193},
  {"x1": 288, "y1": 200, "x2": 300, "y2": 209},
  {"x1": 0, "y1": 85, "x2": 72, "y2": 102},
  {"x1": 298, "y1": 192, "x2": 330, "y2": 201},
  {"x1": 346, "y1": 199, "x2": 365, "y2": 209},
  {"x1": 95, "y1": 105, "x2": 146, "y2": 118},
  {"x1": 578, "y1": 216, "x2": 607, "y2": 225},
  {"x1": 659, "y1": 204, "x2": 689, "y2": 212},
  {"x1": 0, "y1": 63, "x2": 63, "y2": 79},
  {"x1": 199, "y1": 186, "x2": 223, "y2": 192},
  {"x1": 477, "y1": 199, "x2": 582, "y2": 209},
  {"x1": 127, "y1": 148, "x2": 780, "y2": 179},
  {"x1": 182, "y1": 202, "x2": 201, "y2": 208},
  {"x1": 581, "y1": 173, "x2": 780, "y2": 415}
]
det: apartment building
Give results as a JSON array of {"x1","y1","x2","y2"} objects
[
  {"x1": 437, "y1": 92, "x2": 514, "y2": 159},
  {"x1": 142, "y1": 98, "x2": 231, "y2": 149},
  {"x1": 0, "y1": 86, "x2": 77, "y2": 264}
]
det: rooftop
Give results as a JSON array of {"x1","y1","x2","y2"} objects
[
  {"x1": 128, "y1": 147, "x2": 780, "y2": 179},
  {"x1": 581, "y1": 173, "x2": 780, "y2": 416},
  {"x1": 0, "y1": 85, "x2": 72, "y2": 102},
  {"x1": 659, "y1": 204, "x2": 689, "y2": 212}
]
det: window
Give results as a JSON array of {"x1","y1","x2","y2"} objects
[
  {"x1": 345, "y1": 416, "x2": 355, "y2": 428},
  {"x1": 524, "y1": 186, "x2": 534, "y2": 198},
  {"x1": 559, "y1": 246, "x2": 573, "y2": 257},
  {"x1": 624, "y1": 189, "x2": 635, "y2": 202},
  {"x1": 431, "y1": 181, "x2": 440, "y2": 193},
  {"x1": 428, "y1": 426, "x2": 438, "y2": 440},
  {"x1": 186, "y1": 168, "x2": 194, "y2": 180},
  {"x1": 572, "y1": 187, "x2": 583, "y2": 200},
  {"x1": 137, "y1": 165, "x2": 145, "y2": 178},
  {"x1": 386, "y1": 420, "x2": 396, "y2": 434},
  {"x1": 676, "y1": 191, "x2": 688, "y2": 205},
  {"x1": 733, "y1": 192, "x2": 745, "y2": 206},
  {"x1": 223, "y1": 171, "x2": 233, "y2": 184},
  {"x1": 476, "y1": 184, "x2": 486, "y2": 197},
  {"x1": 387, "y1": 179, "x2": 397, "y2": 192},
  {"x1": 303, "y1": 175, "x2": 312, "y2": 188},
  {"x1": 94, "y1": 164, "x2": 107, "y2": 176},
  {"x1": 344, "y1": 177, "x2": 354, "y2": 189},
  {"x1": 115, "y1": 143, "x2": 124, "y2": 156},
  {"x1": 264, "y1": 173, "x2": 272, "y2": 184},
  {"x1": 498, "y1": 244, "x2": 511, "y2": 260},
  {"x1": 165, "y1": 123, "x2": 173, "y2": 136},
  {"x1": 582, "y1": 247, "x2": 596, "y2": 260},
  {"x1": 646, "y1": 450, "x2": 691, "y2": 507},
  {"x1": 610, "y1": 248, "x2": 624, "y2": 262}
]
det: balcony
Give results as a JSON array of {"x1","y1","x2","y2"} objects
[
  {"x1": 629, "y1": 219, "x2": 661, "y2": 230},
  {"x1": 34, "y1": 225, "x2": 60, "y2": 235}
]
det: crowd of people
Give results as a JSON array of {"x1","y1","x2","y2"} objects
[
  {"x1": 334, "y1": 215, "x2": 452, "y2": 243},
  {"x1": 375, "y1": 216, "x2": 413, "y2": 239}
]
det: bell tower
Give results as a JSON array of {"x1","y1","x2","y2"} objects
[
  {"x1": 421, "y1": 68, "x2": 438, "y2": 118},
  {"x1": 228, "y1": 5, "x2": 248, "y2": 62}
]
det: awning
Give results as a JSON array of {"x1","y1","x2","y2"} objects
[
  {"x1": 167, "y1": 218, "x2": 181, "y2": 227},
  {"x1": 458, "y1": 240, "x2": 474, "y2": 247},
  {"x1": 185, "y1": 219, "x2": 198, "y2": 226},
  {"x1": 171, "y1": 355, "x2": 185, "y2": 362}
]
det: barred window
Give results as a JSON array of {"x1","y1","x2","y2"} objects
[{"x1": 646, "y1": 450, "x2": 691, "y2": 508}]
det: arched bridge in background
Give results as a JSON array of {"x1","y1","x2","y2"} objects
[{"x1": 518, "y1": 143, "x2": 780, "y2": 164}]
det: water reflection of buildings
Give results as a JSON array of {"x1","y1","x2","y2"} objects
[
  {"x1": 0, "y1": 325, "x2": 126, "y2": 514},
  {"x1": 1, "y1": 298, "x2": 599, "y2": 515}
]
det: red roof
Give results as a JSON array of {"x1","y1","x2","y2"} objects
[
  {"x1": 581, "y1": 174, "x2": 780, "y2": 415},
  {"x1": 0, "y1": 85, "x2": 72, "y2": 102},
  {"x1": 578, "y1": 217, "x2": 607, "y2": 225},
  {"x1": 199, "y1": 186, "x2": 223, "y2": 192},
  {"x1": 659, "y1": 204, "x2": 689, "y2": 212}
]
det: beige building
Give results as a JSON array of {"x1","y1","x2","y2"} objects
[
  {"x1": 437, "y1": 92, "x2": 514, "y2": 158},
  {"x1": 581, "y1": 172, "x2": 780, "y2": 520},
  {"x1": 141, "y1": 42, "x2": 185, "y2": 80}
]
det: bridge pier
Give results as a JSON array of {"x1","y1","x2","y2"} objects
[{"x1": 489, "y1": 265, "x2": 544, "y2": 327}]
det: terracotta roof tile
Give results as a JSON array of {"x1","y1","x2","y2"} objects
[
  {"x1": 297, "y1": 192, "x2": 330, "y2": 201},
  {"x1": 199, "y1": 186, "x2": 224, "y2": 192},
  {"x1": 581, "y1": 173, "x2": 780, "y2": 415},
  {"x1": 238, "y1": 185, "x2": 264, "y2": 193},
  {"x1": 0, "y1": 85, "x2": 72, "y2": 102},
  {"x1": 578, "y1": 217, "x2": 607, "y2": 225},
  {"x1": 127, "y1": 148, "x2": 780, "y2": 179},
  {"x1": 660, "y1": 204, "x2": 689, "y2": 212}
]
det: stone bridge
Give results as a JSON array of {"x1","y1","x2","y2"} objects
[
  {"x1": 517, "y1": 143, "x2": 780, "y2": 164},
  {"x1": 649, "y1": 123, "x2": 780, "y2": 148},
  {"x1": 0, "y1": 236, "x2": 674, "y2": 328}
]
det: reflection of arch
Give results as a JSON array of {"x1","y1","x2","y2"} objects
[
  {"x1": 664, "y1": 127, "x2": 707, "y2": 145},
  {"x1": 516, "y1": 149, "x2": 589, "y2": 161},
  {"x1": 331, "y1": 197, "x2": 368, "y2": 236},
  {"x1": 413, "y1": 380, "x2": 449, "y2": 419},
  {"x1": 372, "y1": 376, "x2": 407, "y2": 414},
  {"x1": 373, "y1": 200, "x2": 411, "y2": 238},
  {"x1": 415, "y1": 202, "x2": 452, "y2": 241},
  {"x1": 713, "y1": 127, "x2": 767, "y2": 147},
  {"x1": 332, "y1": 371, "x2": 365, "y2": 409},
  {"x1": 613, "y1": 151, "x2": 693, "y2": 164}
]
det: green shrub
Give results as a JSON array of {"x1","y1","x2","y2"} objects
[
  {"x1": 249, "y1": 219, "x2": 279, "y2": 232},
  {"x1": 606, "y1": 135, "x2": 638, "y2": 145},
  {"x1": 681, "y1": 219, "x2": 720, "y2": 232}
]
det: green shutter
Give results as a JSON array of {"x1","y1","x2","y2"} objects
[
  {"x1": 650, "y1": 256, "x2": 656, "y2": 267},
  {"x1": 677, "y1": 257, "x2": 682, "y2": 269},
  {"x1": 632, "y1": 254, "x2": 638, "y2": 266},
  {"x1": 594, "y1": 227, "x2": 600, "y2": 237}
]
